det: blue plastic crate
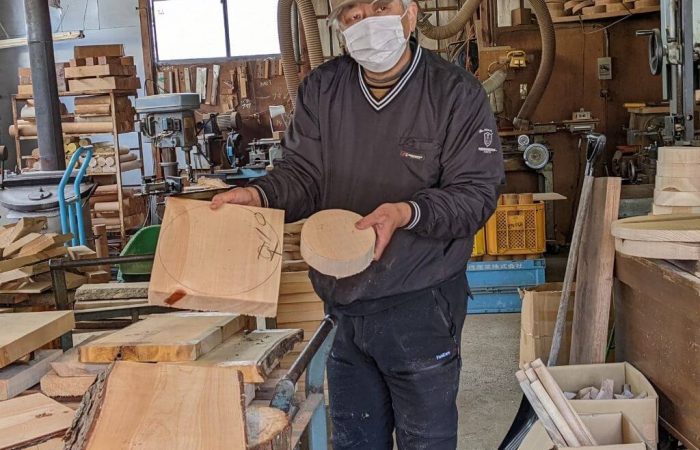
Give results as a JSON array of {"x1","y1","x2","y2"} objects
[
  {"x1": 466, "y1": 259, "x2": 546, "y2": 289},
  {"x1": 466, "y1": 259, "x2": 546, "y2": 314},
  {"x1": 467, "y1": 288, "x2": 522, "y2": 314}
]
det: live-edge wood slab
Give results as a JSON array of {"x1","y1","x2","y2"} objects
[
  {"x1": 78, "y1": 312, "x2": 246, "y2": 363},
  {"x1": 149, "y1": 197, "x2": 285, "y2": 317},
  {"x1": 177, "y1": 329, "x2": 303, "y2": 383},
  {"x1": 0, "y1": 311, "x2": 75, "y2": 369},
  {"x1": 0, "y1": 393, "x2": 74, "y2": 449},
  {"x1": 64, "y1": 361, "x2": 248, "y2": 450}
]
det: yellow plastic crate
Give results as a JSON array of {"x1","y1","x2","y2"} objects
[
  {"x1": 485, "y1": 201, "x2": 545, "y2": 256},
  {"x1": 472, "y1": 228, "x2": 486, "y2": 257}
]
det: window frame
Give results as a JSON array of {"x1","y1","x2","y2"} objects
[{"x1": 150, "y1": 0, "x2": 281, "y2": 65}]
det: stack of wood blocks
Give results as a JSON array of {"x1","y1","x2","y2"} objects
[
  {"x1": 83, "y1": 142, "x2": 142, "y2": 175},
  {"x1": 0, "y1": 218, "x2": 82, "y2": 304},
  {"x1": 0, "y1": 311, "x2": 74, "y2": 401},
  {"x1": 16, "y1": 63, "x2": 68, "y2": 97},
  {"x1": 89, "y1": 184, "x2": 147, "y2": 231},
  {"x1": 71, "y1": 94, "x2": 137, "y2": 135},
  {"x1": 282, "y1": 220, "x2": 309, "y2": 273},
  {"x1": 653, "y1": 146, "x2": 700, "y2": 215},
  {"x1": 66, "y1": 44, "x2": 141, "y2": 94},
  {"x1": 517, "y1": 359, "x2": 598, "y2": 447},
  {"x1": 546, "y1": 0, "x2": 568, "y2": 18}
]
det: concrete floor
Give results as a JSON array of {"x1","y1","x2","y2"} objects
[{"x1": 458, "y1": 313, "x2": 522, "y2": 450}]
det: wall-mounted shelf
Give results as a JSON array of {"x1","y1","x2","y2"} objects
[{"x1": 552, "y1": 6, "x2": 660, "y2": 24}]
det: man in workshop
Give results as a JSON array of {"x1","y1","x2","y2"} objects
[{"x1": 212, "y1": 0, "x2": 504, "y2": 448}]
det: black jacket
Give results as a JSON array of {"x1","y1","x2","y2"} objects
[{"x1": 252, "y1": 42, "x2": 505, "y2": 309}]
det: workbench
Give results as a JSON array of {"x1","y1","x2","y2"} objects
[{"x1": 614, "y1": 254, "x2": 700, "y2": 450}]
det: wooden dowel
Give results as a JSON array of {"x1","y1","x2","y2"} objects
[
  {"x1": 531, "y1": 359, "x2": 597, "y2": 446},
  {"x1": 526, "y1": 368, "x2": 582, "y2": 447},
  {"x1": 516, "y1": 370, "x2": 567, "y2": 447}
]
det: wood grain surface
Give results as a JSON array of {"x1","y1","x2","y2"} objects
[
  {"x1": 611, "y1": 214, "x2": 700, "y2": 242},
  {"x1": 0, "y1": 311, "x2": 74, "y2": 369}
]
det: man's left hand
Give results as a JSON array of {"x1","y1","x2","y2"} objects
[{"x1": 356, "y1": 203, "x2": 412, "y2": 261}]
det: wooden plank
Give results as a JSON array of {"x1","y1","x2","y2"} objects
[
  {"x1": 41, "y1": 369, "x2": 97, "y2": 399},
  {"x1": 75, "y1": 282, "x2": 149, "y2": 301},
  {"x1": 0, "y1": 311, "x2": 74, "y2": 368},
  {"x1": 654, "y1": 190, "x2": 700, "y2": 207},
  {"x1": 0, "y1": 217, "x2": 47, "y2": 250},
  {"x1": 0, "y1": 393, "x2": 74, "y2": 449},
  {"x1": 148, "y1": 198, "x2": 284, "y2": 317},
  {"x1": 50, "y1": 333, "x2": 109, "y2": 378},
  {"x1": 73, "y1": 299, "x2": 147, "y2": 311},
  {"x1": 658, "y1": 146, "x2": 700, "y2": 164},
  {"x1": 612, "y1": 214, "x2": 700, "y2": 242},
  {"x1": 0, "y1": 280, "x2": 52, "y2": 295},
  {"x1": 2, "y1": 232, "x2": 42, "y2": 258},
  {"x1": 0, "y1": 246, "x2": 67, "y2": 273},
  {"x1": 570, "y1": 178, "x2": 621, "y2": 364},
  {"x1": 17, "y1": 233, "x2": 73, "y2": 258},
  {"x1": 68, "y1": 76, "x2": 141, "y2": 92},
  {"x1": 78, "y1": 312, "x2": 246, "y2": 363},
  {"x1": 0, "y1": 349, "x2": 62, "y2": 400},
  {"x1": 300, "y1": 209, "x2": 375, "y2": 278},
  {"x1": 64, "y1": 362, "x2": 248, "y2": 450},
  {"x1": 0, "y1": 262, "x2": 49, "y2": 286},
  {"x1": 178, "y1": 329, "x2": 303, "y2": 383},
  {"x1": 74, "y1": 44, "x2": 125, "y2": 59},
  {"x1": 65, "y1": 64, "x2": 136, "y2": 79}
]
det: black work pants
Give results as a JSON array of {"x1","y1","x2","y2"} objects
[{"x1": 326, "y1": 275, "x2": 468, "y2": 450}]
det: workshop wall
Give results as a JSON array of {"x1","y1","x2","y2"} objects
[{"x1": 0, "y1": 0, "x2": 150, "y2": 183}]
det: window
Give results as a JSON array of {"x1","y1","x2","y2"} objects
[{"x1": 152, "y1": 0, "x2": 280, "y2": 62}]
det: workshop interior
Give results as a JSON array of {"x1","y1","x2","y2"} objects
[{"x1": 0, "y1": 0, "x2": 698, "y2": 448}]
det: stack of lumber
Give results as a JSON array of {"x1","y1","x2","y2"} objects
[
  {"x1": 66, "y1": 44, "x2": 141, "y2": 94},
  {"x1": 72, "y1": 94, "x2": 137, "y2": 135},
  {"x1": 0, "y1": 311, "x2": 74, "y2": 400},
  {"x1": 16, "y1": 63, "x2": 68, "y2": 96},
  {"x1": 612, "y1": 214, "x2": 700, "y2": 261},
  {"x1": 63, "y1": 361, "x2": 291, "y2": 450},
  {"x1": 653, "y1": 147, "x2": 700, "y2": 215},
  {"x1": 0, "y1": 218, "x2": 90, "y2": 304},
  {"x1": 282, "y1": 220, "x2": 308, "y2": 272},
  {"x1": 89, "y1": 184, "x2": 147, "y2": 230},
  {"x1": 66, "y1": 245, "x2": 112, "y2": 284},
  {"x1": 517, "y1": 359, "x2": 597, "y2": 447}
]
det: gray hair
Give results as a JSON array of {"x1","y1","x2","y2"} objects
[{"x1": 330, "y1": 0, "x2": 414, "y2": 30}]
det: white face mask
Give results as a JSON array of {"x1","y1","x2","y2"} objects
[{"x1": 342, "y1": 12, "x2": 409, "y2": 73}]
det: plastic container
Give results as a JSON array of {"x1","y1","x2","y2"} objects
[
  {"x1": 485, "y1": 198, "x2": 546, "y2": 256},
  {"x1": 472, "y1": 228, "x2": 486, "y2": 257},
  {"x1": 118, "y1": 225, "x2": 160, "y2": 281},
  {"x1": 466, "y1": 259, "x2": 546, "y2": 314}
]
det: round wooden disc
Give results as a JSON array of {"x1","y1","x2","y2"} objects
[
  {"x1": 656, "y1": 176, "x2": 700, "y2": 193},
  {"x1": 300, "y1": 209, "x2": 376, "y2": 279},
  {"x1": 658, "y1": 146, "x2": 700, "y2": 164},
  {"x1": 656, "y1": 163, "x2": 700, "y2": 178},
  {"x1": 616, "y1": 238, "x2": 700, "y2": 260},
  {"x1": 246, "y1": 407, "x2": 291, "y2": 449},
  {"x1": 634, "y1": 0, "x2": 660, "y2": 7},
  {"x1": 654, "y1": 190, "x2": 700, "y2": 207},
  {"x1": 572, "y1": 0, "x2": 594, "y2": 14},
  {"x1": 653, "y1": 204, "x2": 700, "y2": 215},
  {"x1": 612, "y1": 214, "x2": 700, "y2": 242}
]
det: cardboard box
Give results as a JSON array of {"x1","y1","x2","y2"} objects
[
  {"x1": 519, "y1": 283, "x2": 574, "y2": 367},
  {"x1": 547, "y1": 363, "x2": 658, "y2": 447},
  {"x1": 519, "y1": 413, "x2": 646, "y2": 450}
]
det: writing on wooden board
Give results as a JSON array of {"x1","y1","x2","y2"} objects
[{"x1": 148, "y1": 197, "x2": 285, "y2": 317}]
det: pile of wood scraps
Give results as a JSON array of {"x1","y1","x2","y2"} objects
[
  {"x1": 653, "y1": 146, "x2": 700, "y2": 215},
  {"x1": 0, "y1": 311, "x2": 74, "y2": 401},
  {"x1": 89, "y1": 184, "x2": 147, "y2": 231},
  {"x1": 67, "y1": 44, "x2": 141, "y2": 94},
  {"x1": 517, "y1": 359, "x2": 597, "y2": 447}
]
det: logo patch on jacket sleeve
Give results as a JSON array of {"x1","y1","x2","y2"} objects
[{"x1": 478, "y1": 129, "x2": 498, "y2": 154}]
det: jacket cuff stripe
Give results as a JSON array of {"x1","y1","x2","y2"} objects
[
  {"x1": 251, "y1": 185, "x2": 269, "y2": 208},
  {"x1": 404, "y1": 201, "x2": 421, "y2": 230}
]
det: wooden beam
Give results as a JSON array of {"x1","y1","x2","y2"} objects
[
  {"x1": 0, "y1": 349, "x2": 62, "y2": 400},
  {"x1": 74, "y1": 44, "x2": 125, "y2": 59},
  {"x1": 0, "y1": 311, "x2": 75, "y2": 369},
  {"x1": 0, "y1": 393, "x2": 74, "y2": 448},
  {"x1": 570, "y1": 178, "x2": 621, "y2": 364}
]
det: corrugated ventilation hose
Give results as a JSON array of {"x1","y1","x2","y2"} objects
[
  {"x1": 416, "y1": 0, "x2": 555, "y2": 129},
  {"x1": 278, "y1": 0, "x2": 324, "y2": 107}
]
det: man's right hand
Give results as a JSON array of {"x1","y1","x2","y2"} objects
[{"x1": 210, "y1": 187, "x2": 262, "y2": 210}]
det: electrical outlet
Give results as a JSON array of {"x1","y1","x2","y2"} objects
[{"x1": 598, "y1": 57, "x2": 612, "y2": 80}]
